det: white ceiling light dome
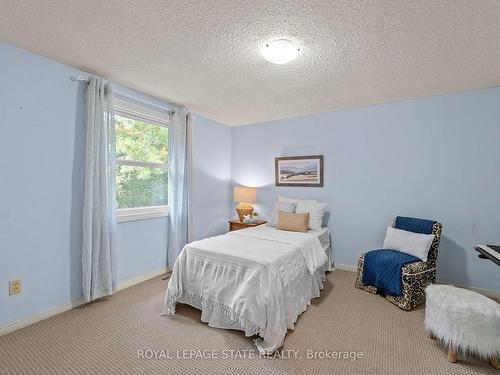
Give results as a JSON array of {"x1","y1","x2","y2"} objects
[{"x1": 261, "y1": 39, "x2": 300, "y2": 65}]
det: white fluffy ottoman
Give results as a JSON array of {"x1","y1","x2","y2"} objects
[{"x1": 424, "y1": 284, "x2": 500, "y2": 369}]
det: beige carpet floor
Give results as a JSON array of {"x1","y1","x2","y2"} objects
[{"x1": 0, "y1": 270, "x2": 497, "y2": 375}]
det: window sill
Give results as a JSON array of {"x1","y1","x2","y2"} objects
[{"x1": 117, "y1": 205, "x2": 169, "y2": 223}]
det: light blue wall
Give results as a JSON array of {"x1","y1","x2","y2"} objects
[
  {"x1": 117, "y1": 218, "x2": 168, "y2": 283},
  {"x1": 0, "y1": 43, "x2": 169, "y2": 327},
  {"x1": 231, "y1": 88, "x2": 500, "y2": 292},
  {"x1": 2, "y1": 40, "x2": 499, "y2": 330},
  {"x1": 189, "y1": 114, "x2": 232, "y2": 241}
]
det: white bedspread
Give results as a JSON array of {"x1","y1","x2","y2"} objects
[{"x1": 163, "y1": 226, "x2": 330, "y2": 354}]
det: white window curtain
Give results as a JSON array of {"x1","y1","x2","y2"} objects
[
  {"x1": 82, "y1": 77, "x2": 117, "y2": 302},
  {"x1": 167, "y1": 108, "x2": 189, "y2": 266}
]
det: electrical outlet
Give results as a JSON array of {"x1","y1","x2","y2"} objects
[{"x1": 9, "y1": 279, "x2": 22, "y2": 295}]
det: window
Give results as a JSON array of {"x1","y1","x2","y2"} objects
[{"x1": 114, "y1": 96, "x2": 170, "y2": 222}]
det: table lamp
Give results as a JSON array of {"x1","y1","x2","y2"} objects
[{"x1": 233, "y1": 186, "x2": 257, "y2": 222}]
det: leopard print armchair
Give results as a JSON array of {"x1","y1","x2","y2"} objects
[{"x1": 355, "y1": 218, "x2": 443, "y2": 311}]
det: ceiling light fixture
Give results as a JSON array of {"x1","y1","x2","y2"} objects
[{"x1": 261, "y1": 39, "x2": 300, "y2": 65}]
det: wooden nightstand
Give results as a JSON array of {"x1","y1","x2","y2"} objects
[{"x1": 228, "y1": 220, "x2": 267, "y2": 232}]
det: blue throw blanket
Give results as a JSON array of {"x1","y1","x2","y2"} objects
[{"x1": 362, "y1": 249, "x2": 419, "y2": 296}]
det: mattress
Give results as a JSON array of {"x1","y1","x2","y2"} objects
[{"x1": 264, "y1": 225, "x2": 332, "y2": 264}]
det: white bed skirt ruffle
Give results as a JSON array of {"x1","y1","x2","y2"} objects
[{"x1": 163, "y1": 261, "x2": 330, "y2": 354}]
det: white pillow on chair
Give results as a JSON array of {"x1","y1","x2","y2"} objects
[
  {"x1": 295, "y1": 201, "x2": 327, "y2": 231},
  {"x1": 382, "y1": 226, "x2": 435, "y2": 262}
]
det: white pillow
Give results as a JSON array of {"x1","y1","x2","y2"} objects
[
  {"x1": 382, "y1": 226, "x2": 435, "y2": 262},
  {"x1": 278, "y1": 195, "x2": 317, "y2": 205},
  {"x1": 268, "y1": 202, "x2": 296, "y2": 227},
  {"x1": 295, "y1": 201, "x2": 327, "y2": 231}
]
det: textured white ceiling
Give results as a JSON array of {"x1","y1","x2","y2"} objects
[{"x1": 1, "y1": 1, "x2": 500, "y2": 126}]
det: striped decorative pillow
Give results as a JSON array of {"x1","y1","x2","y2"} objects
[{"x1": 295, "y1": 201, "x2": 327, "y2": 230}]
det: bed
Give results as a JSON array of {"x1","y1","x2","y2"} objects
[{"x1": 162, "y1": 225, "x2": 332, "y2": 354}]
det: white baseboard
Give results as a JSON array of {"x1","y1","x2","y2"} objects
[
  {"x1": 333, "y1": 263, "x2": 357, "y2": 272},
  {"x1": 441, "y1": 283, "x2": 500, "y2": 301},
  {"x1": 116, "y1": 267, "x2": 170, "y2": 292},
  {"x1": 0, "y1": 267, "x2": 170, "y2": 336},
  {"x1": 0, "y1": 298, "x2": 86, "y2": 336},
  {"x1": 333, "y1": 262, "x2": 500, "y2": 300}
]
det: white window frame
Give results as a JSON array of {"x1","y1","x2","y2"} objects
[{"x1": 114, "y1": 96, "x2": 171, "y2": 223}]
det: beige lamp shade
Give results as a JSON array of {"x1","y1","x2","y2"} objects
[
  {"x1": 233, "y1": 186, "x2": 257, "y2": 222},
  {"x1": 233, "y1": 186, "x2": 257, "y2": 203}
]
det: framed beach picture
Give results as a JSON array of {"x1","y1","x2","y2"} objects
[{"x1": 275, "y1": 155, "x2": 324, "y2": 187}]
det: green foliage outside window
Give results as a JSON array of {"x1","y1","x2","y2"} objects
[{"x1": 115, "y1": 115, "x2": 168, "y2": 208}]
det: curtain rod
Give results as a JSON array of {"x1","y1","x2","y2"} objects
[
  {"x1": 70, "y1": 75, "x2": 175, "y2": 114},
  {"x1": 70, "y1": 75, "x2": 90, "y2": 83}
]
